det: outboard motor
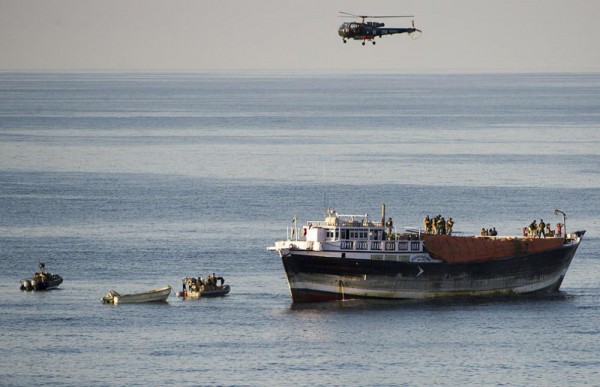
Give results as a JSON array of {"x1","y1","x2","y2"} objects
[{"x1": 20, "y1": 279, "x2": 30, "y2": 291}]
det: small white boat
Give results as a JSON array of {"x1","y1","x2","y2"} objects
[{"x1": 101, "y1": 285, "x2": 172, "y2": 304}]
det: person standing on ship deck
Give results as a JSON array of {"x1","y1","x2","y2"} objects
[
  {"x1": 446, "y1": 218, "x2": 454, "y2": 236},
  {"x1": 385, "y1": 217, "x2": 394, "y2": 239},
  {"x1": 538, "y1": 219, "x2": 546, "y2": 238},
  {"x1": 436, "y1": 216, "x2": 445, "y2": 235},
  {"x1": 529, "y1": 220, "x2": 537, "y2": 237},
  {"x1": 423, "y1": 215, "x2": 431, "y2": 234}
]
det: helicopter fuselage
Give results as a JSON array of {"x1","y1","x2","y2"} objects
[{"x1": 338, "y1": 21, "x2": 418, "y2": 43}]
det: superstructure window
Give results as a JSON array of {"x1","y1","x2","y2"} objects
[
  {"x1": 350, "y1": 229, "x2": 368, "y2": 240},
  {"x1": 341, "y1": 228, "x2": 370, "y2": 240}
]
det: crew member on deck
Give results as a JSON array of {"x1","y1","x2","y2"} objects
[
  {"x1": 446, "y1": 218, "x2": 454, "y2": 236},
  {"x1": 386, "y1": 217, "x2": 393, "y2": 238},
  {"x1": 538, "y1": 219, "x2": 546, "y2": 238},
  {"x1": 545, "y1": 224, "x2": 554, "y2": 237},
  {"x1": 436, "y1": 216, "x2": 445, "y2": 235},
  {"x1": 529, "y1": 220, "x2": 537, "y2": 237}
]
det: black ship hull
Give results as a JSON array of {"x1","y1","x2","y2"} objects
[{"x1": 281, "y1": 241, "x2": 581, "y2": 303}]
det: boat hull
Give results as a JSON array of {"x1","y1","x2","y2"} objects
[
  {"x1": 281, "y1": 241, "x2": 580, "y2": 303},
  {"x1": 20, "y1": 275, "x2": 63, "y2": 291},
  {"x1": 179, "y1": 285, "x2": 231, "y2": 299},
  {"x1": 38, "y1": 276, "x2": 63, "y2": 290},
  {"x1": 106, "y1": 286, "x2": 171, "y2": 304},
  {"x1": 199, "y1": 284, "x2": 231, "y2": 297}
]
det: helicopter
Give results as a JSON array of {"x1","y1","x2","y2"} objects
[{"x1": 338, "y1": 11, "x2": 421, "y2": 45}]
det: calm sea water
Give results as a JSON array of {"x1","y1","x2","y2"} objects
[{"x1": 1, "y1": 72, "x2": 599, "y2": 386}]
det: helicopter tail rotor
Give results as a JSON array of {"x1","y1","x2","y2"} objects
[{"x1": 410, "y1": 19, "x2": 422, "y2": 39}]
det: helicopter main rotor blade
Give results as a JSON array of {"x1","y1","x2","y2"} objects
[
  {"x1": 370, "y1": 15, "x2": 414, "y2": 18},
  {"x1": 338, "y1": 11, "x2": 362, "y2": 18},
  {"x1": 338, "y1": 11, "x2": 414, "y2": 19}
]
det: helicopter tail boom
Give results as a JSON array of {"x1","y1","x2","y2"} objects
[{"x1": 378, "y1": 27, "x2": 420, "y2": 35}]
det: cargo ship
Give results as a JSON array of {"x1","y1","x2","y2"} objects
[{"x1": 267, "y1": 206, "x2": 585, "y2": 303}]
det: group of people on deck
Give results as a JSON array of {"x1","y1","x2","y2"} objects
[
  {"x1": 423, "y1": 215, "x2": 454, "y2": 236},
  {"x1": 525, "y1": 219, "x2": 562, "y2": 238},
  {"x1": 481, "y1": 227, "x2": 498, "y2": 236},
  {"x1": 422, "y1": 215, "x2": 565, "y2": 239}
]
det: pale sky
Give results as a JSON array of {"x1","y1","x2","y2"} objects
[{"x1": 1, "y1": 0, "x2": 599, "y2": 72}]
